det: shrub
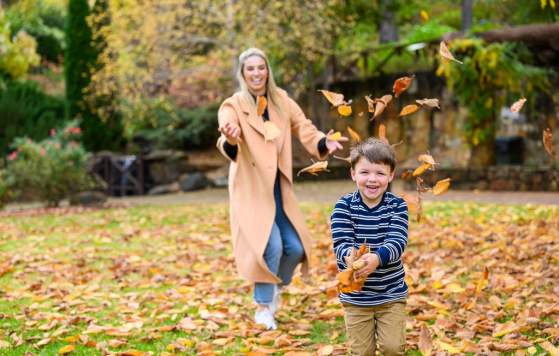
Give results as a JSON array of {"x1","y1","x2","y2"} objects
[
  {"x1": 0, "y1": 169, "x2": 14, "y2": 209},
  {"x1": 0, "y1": 80, "x2": 66, "y2": 156},
  {"x1": 5, "y1": 120, "x2": 95, "y2": 207},
  {"x1": 136, "y1": 103, "x2": 219, "y2": 150}
]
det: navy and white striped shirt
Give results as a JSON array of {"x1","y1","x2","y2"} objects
[{"x1": 331, "y1": 190, "x2": 409, "y2": 306}]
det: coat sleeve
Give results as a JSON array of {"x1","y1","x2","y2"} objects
[
  {"x1": 288, "y1": 97, "x2": 328, "y2": 160},
  {"x1": 216, "y1": 99, "x2": 241, "y2": 163}
]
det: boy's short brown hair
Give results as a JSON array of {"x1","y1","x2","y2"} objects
[{"x1": 350, "y1": 138, "x2": 396, "y2": 171}]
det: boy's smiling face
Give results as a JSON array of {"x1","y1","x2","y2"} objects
[{"x1": 351, "y1": 157, "x2": 394, "y2": 208}]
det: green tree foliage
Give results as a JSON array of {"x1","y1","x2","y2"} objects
[
  {"x1": 0, "y1": 9, "x2": 40, "y2": 81},
  {"x1": 65, "y1": 0, "x2": 123, "y2": 152},
  {"x1": 437, "y1": 38, "x2": 550, "y2": 167}
]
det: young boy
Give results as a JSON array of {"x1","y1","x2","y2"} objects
[{"x1": 331, "y1": 138, "x2": 409, "y2": 356}]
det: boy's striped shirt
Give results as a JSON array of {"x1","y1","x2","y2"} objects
[{"x1": 331, "y1": 190, "x2": 409, "y2": 306}]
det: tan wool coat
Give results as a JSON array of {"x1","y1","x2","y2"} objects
[{"x1": 216, "y1": 89, "x2": 327, "y2": 283}]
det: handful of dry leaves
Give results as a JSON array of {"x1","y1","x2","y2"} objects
[{"x1": 336, "y1": 244, "x2": 369, "y2": 293}]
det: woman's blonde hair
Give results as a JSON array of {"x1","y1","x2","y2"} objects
[{"x1": 235, "y1": 47, "x2": 283, "y2": 112}]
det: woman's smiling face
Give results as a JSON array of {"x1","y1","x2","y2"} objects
[{"x1": 242, "y1": 55, "x2": 268, "y2": 96}]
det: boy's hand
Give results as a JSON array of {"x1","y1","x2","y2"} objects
[{"x1": 353, "y1": 253, "x2": 380, "y2": 280}]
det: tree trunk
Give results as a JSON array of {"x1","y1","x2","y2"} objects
[
  {"x1": 379, "y1": 0, "x2": 398, "y2": 43},
  {"x1": 461, "y1": 0, "x2": 473, "y2": 33}
]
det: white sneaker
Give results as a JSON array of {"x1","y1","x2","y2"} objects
[
  {"x1": 254, "y1": 306, "x2": 277, "y2": 330},
  {"x1": 270, "y1": 285, "x2": 282, "y2": 314}
]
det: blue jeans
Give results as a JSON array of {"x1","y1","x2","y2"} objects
[{"x1": 254, "y1": 175, "x2": 305, "y2": 305}]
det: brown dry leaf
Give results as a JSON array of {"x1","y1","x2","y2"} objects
[
  {"x1": 418, "y1": 154, "x2": 436, "y2": 165},
  {"x1": 263, "y1": 121, "x2": 280, "y2": 142},
  {"x1": 436, "y1": 340, "x2": 461, "y2": 354},
  {"x1": 333, "y1": 155, "x2": 351, "y2": 165},
  {"x1": 256, "y1": 96, "x2": 267, "y2": 117},
  {"x1": 296, "y1": 161, "x2": 329, "y2": 177},
  {"x1": 539, "y1": 341, "x2": 559, "y2": 356},
  {"x1": 510, "y1": 97, "x2": 526, "y2": 113},
  {"x1": 439, "y1": 41, "x2": 463, "y2": 64},
  {"x1": 432, "y1": 178, "x2": 451, "y2": 195},
  {"x1": 543, "y1": 128, "x2": 556, "y2": 158},
  {"x1": 58, "y1": 345, "x2": 75, "y2": 354},
  {"x1": 284, "y1": 352, "x2": 313, "y2": 356},
  {"x1": 418, "y1": 325, "x2": 433, "y2": 356},
  {"x1": 337, "y1": 104, "x2": 352, "y2": 117},
  {"x1": 413, "y1": 162, "x2": 431, "y2": 177},
  {"x1": 372, "y1": 95, "x2": 392, "y2": 119},
  {"x1": 318, "y1": 89, "x2": 345, "y2": 107},
  {"x1": 327, "y1": 131, "x2": 343, "y2": 141},
  {"x1": 399, "y1": 104, "x2": 420, "y2": 117},
  {"x1": 118, "y1": 351, "x2": 145, "y2": 356},
  {"x1": 317, "y1": 345, "x2": 335, "y2": 355},
  {"x1": 378, "y1": 123, "x2": 387, "y2": 143},
  {"x1": 393, "y1": 76, "x2": 414, "y2": 97},
  {"x1": 416, "y1": 98, "x2": 440, "y2": 109},
  {"x1": 365, "y1": 95, "x2": 375, "y2": 113},
  {"x1": 346, "y1": 126, "x2": 361, "y2": 142}
]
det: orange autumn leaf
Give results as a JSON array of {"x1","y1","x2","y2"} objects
[
  {"x1": 364, "y1": 95, "x2": 375, "y2": 113},
  {"x1": 543, "y1": 128, "x2": 556, "y2": 159},
  {"x1": 346, "y1": 126, "x2": 361, "y2": 142},
  {"x1": 296, "y1": 160, "x2": 329, "y2": 176},
  {"x1": 327, "y1": 131, "x2": 343, "y2": 141},
  {"x1": 337, "y1": 104, "x2": 352, "y2": 117},
  {"x1": 119, "y1": 351, "x2": 145, "y2": 356},
  {"x1": 401, "y1": 192, "x2": 420, "y2": 214},
  {"x1": 439, "y1": 41, "x2": 463, "y2": 64},
  {"x1": 393, "y1": 76, "x2": 414, "y2": 97},
  {"x1": 416, "y1": 98, "x2": 440, "y2": 109},
  {"x1": 378, "y1": 123, "x2": 387, "y2": 143},
  {"x1": 413, "y1": 162, "x2": 431, "y2": 177},
  {"x1": 432, "y1": 178, "x2": 451, "y2": 195},
  {"x1": 318, "y1": 89, "x2": 346, "y2": 107},
  {"x1": 263, "y1": 121, "x2": 280, "y2": 142},
  {"x1": 256, "y1": 96, "x2": 267, "y2": 116},
  {"x1": 399, "y1": 104, "x2": 420, "y2": 117},
  {"x1": 510, "y1": 97, "x2": 526, "y2": 113},
  {"x1": 58, "y1": 345, "x2": 75, "y2": 354}
]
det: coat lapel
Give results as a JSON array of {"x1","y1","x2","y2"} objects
[
  {"x1": 237, "y1": 94, "x2": 265, "y2": 137},
  {"x1": 267, "y1": 98, "x2": 288, "y2": 150}
]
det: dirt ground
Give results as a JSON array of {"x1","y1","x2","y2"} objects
[{"x1": 108, "y1": 180, "x2": 559, "y2": 206}]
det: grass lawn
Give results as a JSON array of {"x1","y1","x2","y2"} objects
[{"x1": 0, "y1": 202, "x2": 558, "y2": 355}]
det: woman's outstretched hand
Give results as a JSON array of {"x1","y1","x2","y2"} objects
[
  {"x1": 218, "y1": 122, "x2": 242, "y2": 145},
  {"x1": 325, "y1": 129, "x2": 348, "y2": 154}
]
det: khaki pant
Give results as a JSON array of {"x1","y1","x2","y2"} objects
[{"x1": 343, "y1": 301, "x2": 406, "y2": 356}]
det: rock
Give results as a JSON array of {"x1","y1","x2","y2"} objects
[
  {"x1": 205, "y1": 166, "x2": 229, "y2": 187},
  {"x1": 69, "y1": 191, "x2": 108, "y2": 206},
  {"x1": 148, "y1": 182, "x2": 180, "y2": 195},
  {"x1": 179, "y1": 172, "x2": 210, "y2": 192}
]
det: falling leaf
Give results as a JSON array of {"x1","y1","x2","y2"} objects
[
  {"x1": 58, "y1": 345, "x2": 75, "y2": 354},
  {"x1": 543, "y1": 128, "x2": 556, "y2": 158},
  {"x1": 346, "y1": 126, "x2": 361, "y2": 142},
  {"x1": 401, "y1": 193, "x2": 421, "y2": 217},
  {"x1": 333, "y1": 155, "x2": 351, "y2": 165},
  {"x1": 318, "y1": 90, "x2": 346, "y2": 107},
  {"x1": 365, "y1": 96, "x2": 375, "y2": 113},
  {"x1": 296, "y1": 161, "x2": 329, "y2": 176},
  {"x1": 256, "y1": 96, "x2": 267, "y2": 117},
  {"x1": 378, "y1": 123, "x2": 387, "y2": 143},
  {"x1": 413, "y1": 162, "x2": 431, "y2": 177},
  {"x1": 327, "y1": 131, "x2": 343, "y2": 141},
  {"x1": 439, "y1": 41, "x2": 463, "y2": 64},
  {"x1": 263, "y1": 121, "x2": 280, "y2": 142},
  {"x1": 420, "y1": 10, "x2": 429, "y2": 21},
  {"x1": 418, "y1": 325, "x2": 433, "y2": 356},
  {"x1": 416, "y1": 98, "x2": 440, "y2": 109},
  {"x1": 369, "y1": 94, "x2": 392, "y2": 120},
  {"x1": 399, "y1": 104, "x2": 420, "y2": 117},
  {"x1": 393, "y1": 76, "x2": 414, "y2": 97},
  {"x1": 418, "y1": 154, "x2": 436, "y2": 165},
  {"x1": 432, "y1": 178, "x2": 451, "y2": 195},
  {"x1": 510, "y1": 97, "x2": 526, "y2": 113},
  {"x1": 337, "y1": 104, "x2": 352, "y2": 117}
]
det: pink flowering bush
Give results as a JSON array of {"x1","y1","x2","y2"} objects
[{"x1": 4, "y1": 120, "x2": 95, "y2": 207}]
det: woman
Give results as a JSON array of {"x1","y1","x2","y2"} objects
[{"x1": 216, "y1": 47, "x2": 346, "y2": 330}]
